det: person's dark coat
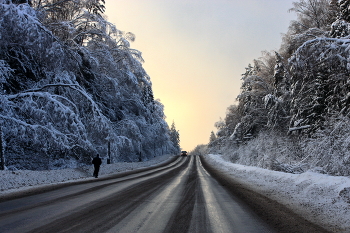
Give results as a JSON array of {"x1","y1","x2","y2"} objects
[{"x1": 92, "y1": 155, "x2": 102, "y2": 178}]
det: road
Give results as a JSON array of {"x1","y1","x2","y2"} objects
[{"x1": 0, "y1": 156, "x2": 328, "y2": 233}]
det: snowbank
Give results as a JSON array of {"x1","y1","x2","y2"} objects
[
  {"x1": 0, "y1": 154, "x2": 174, "y2": 194},
  {"x1": 205, "y1": 154, "x2": 350, "y2": 232}
]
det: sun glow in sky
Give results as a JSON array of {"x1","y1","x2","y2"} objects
[{"x1": 105, "y1": 0, "x2": 296, "y2": 151}]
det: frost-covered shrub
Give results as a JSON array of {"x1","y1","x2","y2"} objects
[
  {"x1": 219, "y1": 117, "x2": 350, "y2": 176},
  {"x1": 220, "y1": 131, "x2": 307, "y2": 173},
  {"x1": 301, "y1": 116, "x2": 350, "y2": 176}
]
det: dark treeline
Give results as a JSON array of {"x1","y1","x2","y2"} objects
[
  {"x1": 207, "y1": 0, "x2": 350, "y2": 176},
  {"x1": 0, "y1": 0, "x2": 180, "y2": 170}
]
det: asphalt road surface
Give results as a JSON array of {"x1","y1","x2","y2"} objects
[{"x1": 0, "y1": 156, "x2": 329, "y2": 233}]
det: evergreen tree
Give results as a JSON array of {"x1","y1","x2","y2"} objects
[
  {"x1": 236, "y1": 56, "x2": 274, "y2": 137},
  {"x1": 288, "y1": 36, "x2": 350, "y2": 134},
  {"x1": 330, "y1": 0, "x2": 350, "y2": 38},
  {"x1": 224, "y1": 104, "x2": 243, "y2": 136},
  {"x1": 209, "y1": 131, "x2": 216, "y2": 143},
  {"x1": 340, "y1": 0, "x2": 350, "y2": 22},
  {"x1": 263, "y1": 52, "x2": 291, "y2": 131},
  {"x1": 170, "y1": 121, "x2": 180, "y2": 152}
]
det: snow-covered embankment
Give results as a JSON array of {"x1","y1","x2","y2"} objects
[
  {"x1": 204, "y1": 154, "x2": 350, "y2": 232},
  {"x1": 0, "y1": 154, "x2": 174, "y2": 195}
]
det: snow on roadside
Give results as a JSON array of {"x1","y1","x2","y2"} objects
[
  {"x1": 205, "y1": 154, "x2": 350, "y2": 232},
  {"x1": 0, "y1": 154, "x2": 175, "y2": 194}
]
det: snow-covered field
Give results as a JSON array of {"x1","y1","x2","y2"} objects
[
  {"x1": 205, "y1": 154, "x2": 350, "y2": 232},
  {"x1": 0, "y1": 154, "x2": 175, "y2": 195}
]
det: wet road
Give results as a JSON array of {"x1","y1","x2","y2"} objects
[{"x1": 0, "y1": 156, "x2": 275, "y2": 233}]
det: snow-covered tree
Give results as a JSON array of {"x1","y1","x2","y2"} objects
[
  {"x1": 235, "y1": 54, "x2": 275, "y2": 137},
  {"x1": 281, "y1": 0, "x2": 335, "y2": 58},
  {"x1": 340, "y1": 0, "x2": 350, "y2": 21},
  {"x1": 223, "y1": 105, "x2": 242, "y2": 135},
  {"x1": 214, "y1": 117, "x2": 227, "y2": 137},
  {"x1": 263, "y1": 52, "x2": 291, "y2": 131},
  {"x1": 205, "y1": 0, "x2": 350, "y2": 175},
  {"x1": 289, "y1": 0, "x2": 335, "y2": 30},
  {"x1": 169, "y1": 121, "x2": 180, "y2": 153},
  {"x1": 209, "y1": 131, "x2": 216, "y2": 143},
  {"x1": 288, "y1": 37, "x2": 350, "y2": 134},
  {"x1": 0, "y1": 1, "x2": 176, "y2": 169},
  {"x1": 330, "y1": 0, "x2": 350, "y2": 38}
]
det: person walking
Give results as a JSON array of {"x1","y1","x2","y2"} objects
[{"x1": 92, "y1": 154, "x2": 102, "y2": 178}]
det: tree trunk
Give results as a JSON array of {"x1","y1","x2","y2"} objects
[
  {"x1": 107, "y1": 141, "x2": 111, "y2": 164},
  {"x1": 0, "y1": 126, "x2": 5, "y2": 170}
]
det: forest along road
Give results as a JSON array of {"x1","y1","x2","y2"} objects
[{"x1": 0, "y1": 156, "x2": 329, "y2": 233}]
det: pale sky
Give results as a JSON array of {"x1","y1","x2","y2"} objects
[{"x1": 105, "y1": 0, "x2": 296, "y2": 151}]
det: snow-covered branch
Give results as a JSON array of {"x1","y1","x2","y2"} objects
[{"x1": 289, "y1": 125, "x2": 311, "y2": 132}]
